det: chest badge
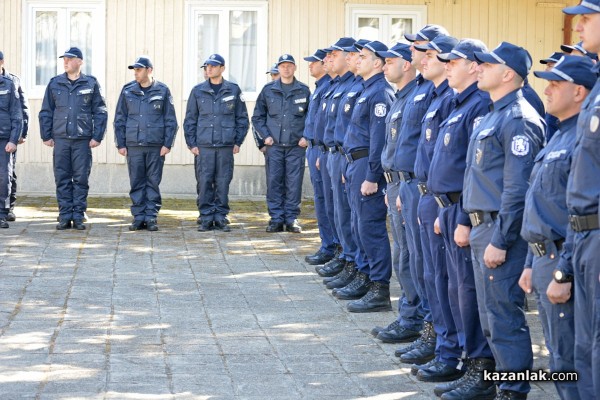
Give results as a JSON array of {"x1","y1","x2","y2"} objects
[
  {"x1": 476, "y1": 148, "x2": 483, "y2": 164},
  {"x1": 391, "y1": 127, "x2": 397, "y2": 139},
  {"x1": 344, "y1": 103, "x2": 351, "y2": 113},
  {"x1": 444, "y1": 133, "x2": 451, "y2": 146},
  {"x1": 590, "y1": 115, "x2": 599, "y2": 133},
  {"x1": 153, "y1": 103, "x2": 162, "y2": 110},
  {"x1": 511, "y1": 135, "x2": 530, "y2": 156},
  {"x1": 425, "y1": 128, "x2": 432, "y2": 141}
]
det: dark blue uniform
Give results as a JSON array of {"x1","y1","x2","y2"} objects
[
  {"x1": 414, "y1": 79, "x2": 460, "y2": 367},
  {"x1": 252, "y1": 78, "x2": 311, "y2": 225},
  {"x1": 39, "y1": 73, "x2": 108, "y2": 223},
  {"x1": 428, "y1": 82, "x2": 493, "y2": 365},
  {"x1": 463, "y1": 88, "x2": 544, "y2": 394},
  {"x1": 183, "y1": 79, "x2": 249, "y2": 223},
  {"x1": 0, "y1": 75, "x2": 22, "y2": 221},
  {"x1": 114, "y1": 80, "x2": 178, "y2": 223},
  {"x1": 522, "y1": 79, "x2": 545, "y2": 117},
  {"x1": 343, "y1": 72, "x2": 395, "y2": 283},
  {"x1": 521, "y1": 115, "x2": 579, "y2": 400},
  {"x1": 381, "y1": 79, "x2": 421, "y2": 330}
]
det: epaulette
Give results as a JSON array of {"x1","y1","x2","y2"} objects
[{"x1": 511, "y1": 102, "x2": 523, "y2": 119}]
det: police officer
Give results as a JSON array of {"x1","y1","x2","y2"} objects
[
  {"x1": 252, "y1": 54, "x2": 311, "y2": 233},
  {"x1": 266, "y1": 63, "x2": 280, "y2": 81},
  {"x1": 39, "y1": 47, "x2": 108, "y2": 231},
  {"x1": 0, "y1": 61, "x2": 22, "y2": 228},
  {"x1": 184, "y1": 54, "x2": 249, "y2": 232},
  {"x1": 340, "y1": 41, "x2": 395, "y2": 313},
  {"x1": 114, "y1": 56, "x2": 178, "y2": 232},
  {"x1": 539, "y1": 52, "x2": 564, "y2": 141},
  {"x1": 464, "y1": 42, "x2": 545, "y2": 399},
  {"x1": 430, "y1": 39, "x2": 496, "y2": 399},
  {"x1": 0, "y1": 51, "x2": 29, "y2": 222},
  {"x1": 561, "y1": 40, "x2": 599, "y2": 61},
  {"x1": 519, "y1": 55, "x2": 594, "y2": 400},
  {"x1": 560, "y1": 2, "x2": 600, "y2": 397}
]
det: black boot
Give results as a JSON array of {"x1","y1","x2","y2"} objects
[
  {"x1": 435, "y1": 359, "x2": 474, "y2": 397},
  {"x1": 333, "y1": 272, "x2": 370, "y2": 300},
  {"x1": 347, "y1": 281, "x2": 392, "y2": 312},
  {"x1": 441, "y1": 358, "x2": 496, "y2": 400},
  {"x1": 316, "y1": 258, "x2": 346, "y2": 277},
  {"x1": 400, "y1": 321, "x2": 436, "y2": 364},
  {"x1": 325, "y1": 262, "x2": 356, "y2": 288},
  {"x1": 394, "y1": 321, "x2": 432, "y2": 357},
  {"x1": 493, "y1": 390, "x2": 526, "y2": 400}
]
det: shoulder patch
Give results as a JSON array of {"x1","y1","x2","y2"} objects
[
  {"x1": 374, "y1": 103, "x2": 387, "y2": 117},
  {"x1": 511, "y1": 135, "x2": 530, "y2": 156}
]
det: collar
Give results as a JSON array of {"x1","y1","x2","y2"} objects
[
  {"x1": 363, "y1": 72, "x2": 385, "y2": 89},
  {"x1": 557, "y1": 113, "x2": 579, "y2": 133},
  {"x1": 491, "y1": 88, "x2": 522, "y2": 112},
  {"x1": 396, "y1": 79, "x2": 417, "y2": 100},
  {"x1": 453, "y1": 81, "x2": 479, "y2": 106},
  {"x1": 339, "y1": 70, "x2": 354, "y2": 84},
  {"x1": 432, "y1": 79, "x2": 450, "y2": 98},
  {"x1": 315, "y1": 75, "x2": 328, "y2": 87},
  {"x1": 416, "y1": 74, "x2": 426, "y2": 85}
]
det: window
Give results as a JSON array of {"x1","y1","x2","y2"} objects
[
  {"x1": 185, "y1": 1, "x2": 268, "y2": 100},
  {"x1": 24, "y1": 0, "x2": 105, "y2": 97},
  {"x1": 346, "y1": 4, "x2": 427, "y2": 45}
]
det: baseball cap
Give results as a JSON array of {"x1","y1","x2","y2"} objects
[
  {"x1": 533, "y1": 54, "x2": 596, "y2": 90},
  {"x1": 404, "y1": 24, "x2": 449, "y2": 42},
  {"x1": 128, "y1": 56, "x2": 153, "y2": 69},
  {"x1": 437, "y1": 39, "x2": 488, "y2": 62},
  {"x1": 474, "y1": 42, "x2": 533, "y2": 80},
  {"x1": 59, "y1": 47, "x2": 83, "y2": 59},
  {"x1": 377, "y1": 43, "x2": 412, "y2": 62}
]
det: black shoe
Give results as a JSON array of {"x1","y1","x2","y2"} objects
[
  {"x1": 399, "y1": 321, "x2": 436, "y2": 364},
  {"x1": 146, "y1": 219, "x2": 159, "y2": 231},
  {"x1": 395, "y1": 340, "x2": 420, "y2": 357},
  {"x1": 73, "y1": 220, "x2": 86, "y2": 230},
  {"x1": 266, "y1": 221, "x2": 284, "y2": 232},
  {"x1": 440, "y1": 358, "x2": 496, "y2": 400},
  {"x1": 196, "y1": 216, "x2": 202, "y2": 225},
  {"x1": 334, "y1": 272, "x2": 371, "y2": 300},
  {"x1": 435, "y1": 359, "x2": 474, "y2": 397},
  {"x1": 129, "y1": 220, "x2": 146, "y2": 231},
  {"x1": 347, "y1": 281, "x2": 392, "y2": 313},
  {"x1": 285, "y1": 219, "x2": 302, "y2": 233},
  {"x1": 316, "y1": 258, "x2": 345, "y2": 277},
  {"x1": 306, "y1": 250, "x2": 334, "y2": 266},
  {"x1": 0, "y1": 218, "x2": 8, "y2": 228},
  {"x1": 198, "y1": 221, "x2": 213, "y2": 231},
  {"x1": 395, "y1": 321, "x2": 433, "y2": 357},
  {"x1": 494, "y1": 390, "x2": 526, "y2": 400},
  {"x1": 371, "y1": 319, "x2": 401, "y2": 338},
  {"x1": 416, "y1": 361, "x2": 464, "y2": 382},
  {"x1": 6, "y1": 211, "x2": 15, "y2": 222},
  {"x1": 411, "y1": 358, "x2": 438, "y2": 375},
  {"x1": 214, "y1": 220, "x2": 231, "y2": 232},
  {"x1": 325, "y1": 262, "x2": 357, "y2": 289},
  {"x1": 377, "y1": 326, "x2": 421, "y2": 343},
  {"x1": 56, "y1": 220, "x2": 72, "y2": 230}
]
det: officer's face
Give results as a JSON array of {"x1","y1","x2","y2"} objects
[
  {"x1": 383, "y1": 57, "x2": 404, "y2": 84},
  {"x1": 322, "y1": 54, "x2": 332, "y2": 73},
  {"x1": 308, "y1": 60, "x2": 325, "y2": 78},
  {"x1": 476, "y1": 62, "x2": 505, "y2": 92},
  {"x1": 331, "y1": 50, "x2": 347, "y2": 75},
  {"x1": 205, "y1": 64, "x2": 224, "y2": 80},
  {"x1": 278, "y1": 62, "x2": 296, "y2": 79},
  {"x1": 357, "y1": 49, "x2": 377, "y2": 78},
  {"x1": 543, "y1": 80, "x2": 580, "y2": 119},
  {"x1": 346, "y1": 52, "x2": 359, "y2": 74},
  {"x1": 421, "y1": 50, "x2": 446, "y2": 82},
  {"x1": 576, "y1": 13, "x2": 600, "y2": 53},
  {"x1": 410, "y1": 40, "x2": 427, "y2": 71},
  {"x1": 133, "y1": 67, "x2": 152, "y2": 84},
  {"x1": 63, "y1": 57, "x2": 82, "y2": 74},
  {"x1": 270, "y1": 73, "x2": 280, "y2": 81},
  {"x1": 445, "y1": 58, "x2": 475, "y2": 91}
]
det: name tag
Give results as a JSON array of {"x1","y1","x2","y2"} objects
[
  {"x1": 295, "y1": 98, "x2": 307, "y2": 104},
  {"x1": 222, "y1": 95, "x2": 235, "y2": 102},
  {"x1": 546, "y1": 149, "x2": 567, "y2": 161},
  {"x1": 413, "y1": 93, "x2": 426, "y2": 102},
  {"x1": 333, "y1": 92, "x2": 342, "y2": 99},
  {"x1": 347, "y1": 92, "x2": 357, "y2": 98},
  {"x1": 425, "y1": 110, "x2": 438, "y2": 120},
  {"x1": 0, "y1": 90, "x2": 8, "y2": 95},
  {"x1": 357, "y1": 97, "x2": 367, "y2": 104},
  {"x1": 149, "y1": 95, "x2": 163, "y2": 102},
  {"x1": 391, "y1": 111, "x2": 401, "y2": 120},
  {"x1": 78, "y1": 88, "x2": 93, "y2": 95},
  {"x1": 446, "y1": 114, "x2": 463, "y2": 125},
  {"x1": 476, "y1": 127, "x2": 495, "y2": 139}
]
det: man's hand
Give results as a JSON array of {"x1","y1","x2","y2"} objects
[
  {"x1": 384, "y1": 193, "x2": 388, "y2": 207},
  {"x1": 519, "y1": 268, "x2": 533, "y2": 294},
  {"x1": 316, "y1": 157, "x2": 320, "y2": 170},
  {"x1": 298, "y1": 137, "x2": 308, "y2": 148},
  {"x1": 361, "y1": 180, "x2": 378, "y2": 196},
  {"x1": 547, "y1": 280, "x2": 572, "y2": 304},
  {"x1": 484, "y1": 244, "x2": 506, "y2": 268},
  {"x1": 160, "y1": 146, "x2": 170, "y2": 157},
  {"x1": 43, "y1": 139, "x2": 54, "y2": 147},
  {"x1": 454, "y1": 224, "x2": 471, "y2": 247},
  {"x1": 396, "y1": 195, "x2": 402, "y2": 212},
  {"x1": 191, "y1": 147, "x2": 200, "y2": 156},
  {"x1": 89, "y1": 139, "x2": 101, "y2": 148},
  {"x1": 18, "y1": 137, "x2": 26, "y2": 145},
  {"x1": 259, "y1": 147, "x2": 267, "y2": 154},
  {"x1": 233, "y1": 145, "x2": 240, "y2": 154},
  {"x1": 264, "y1": 137, "x2": 274, "y2": 146},
  {"x1": 118, "y1": 148, "x2": 127, "y2": 156},
  {"x1": 5, "y1": 142, "x2": 17, "y2": 153},
  {"x1": 434, "y1": 217, "x2": 441, "y2": 235}
]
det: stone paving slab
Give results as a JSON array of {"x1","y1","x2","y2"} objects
[{"x1": 0, "y1": 197, "x2": 559, "y2": 400}]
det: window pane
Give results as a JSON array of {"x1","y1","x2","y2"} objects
[
  {"x1": 70, "y1": 11, "x2": 93, "y2": 76},
  {"x1": 36, "y1": 11, "x2": 57, "y2": 85},
  {"x1": 357, "y1": 17, "x2": 380, "y2": 41},
  {"x1": 391, "y1": 18, "x2": 413, "y2": 44},
  {"x1": 196, "y1": 13, "x2": 219, "y2": 82},
  {"x1": 229, "y1": 11, "x2": 257, "y2": 92}
]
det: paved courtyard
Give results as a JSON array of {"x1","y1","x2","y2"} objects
[{"x1": 0, "y1": 196, "x2": 559, "y2": 400}]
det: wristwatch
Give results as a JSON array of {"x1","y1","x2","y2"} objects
[{"x1": 553, "y1": 269, "x2": 574, "y2": 284}]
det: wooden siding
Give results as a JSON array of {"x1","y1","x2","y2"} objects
[{"x1": 0, "y1": 0, "x2": 580, "y2": 173}]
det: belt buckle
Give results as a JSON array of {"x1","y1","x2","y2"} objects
[
  {"x1": 384, "y1": 172, "x2": 392, "y2": 183},
  {"x1": 569, "y1": 215, "x2": 581, "y2": 231},
  {"x1": 529, "y1": 242, "x2": 547, "y2": 257},
  {"x1": 345, "y1": 153, "x2": 353, "y2": 163},
  {"x1": 469, "y1": 212, "x2": 482, "y2": 227},
  {"x1": 417, "y1": 183, "x2": 428, "y2": 196},
  {"x1": 434, "y1": 196, "x2": 445, "y2": 208},
  {"x1": 399, "y1": 171, "x2": 411, "y2": 183}
]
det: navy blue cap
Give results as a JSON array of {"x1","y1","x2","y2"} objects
[
  {"x1": 266, "y1": 63, "x2": 279, "y2": 74},
  {"x1": 303, "y1": 49, "x2": 327, "y2": 62},
  {"x1": 128, "y1": 56, "x2": 153, "y2": 69},
  {"x1": 346, "y1": 39, "x2": 370, "y2": 52},
  {"x1": 361, "y1": 41, "x2": 389, "y2": 56},
  {"x1": 564, "y1": 0, "x2": 600, "y2": 15},
  {"x1": 540, "y1": 52, "x2": 565, "y2": 65},
  {"x1": 437, "y1": 39, "x2": 488, "y2": 62},
  {"x1": 59, "y1": 47, "x2": 83, "y2": 59},
  {"x1": 404, "y1": 24, "x2": 449, "y2": 42},
  {"x1": 474, "y1": 42, "x2": 532, "y2": 80},
  {"x1": 377, "y1": 43, "x2": 412, "y2": 62},
  {"x1": 534, "y1": 55, "x2": 596, "y2": 89},
  {"x1": 324, "y1": 37, "x2": 356, "y2": 52},
  {"x1": 277, "y1": 54, "x2": 296, "y2": 65},
  {"x1": 415, "y1": 35, "x2": 459, "y2": 54},
  {"x1": 204, "y1": 54, "x2": 225, "y2": 66},
  {"x1": 0, "y1": 51, "x2": 3, "y2": 60},
  {"x1": 561, "y1": 41, "x2": 599, "y2": 61}
]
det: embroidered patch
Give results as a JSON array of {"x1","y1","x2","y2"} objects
[
  {"x1": 546, "y1": 149, "x2": 567, "y2": 161},
  {"x1": 78, "y1": 88, "x2": 93, "y2": 95},
  {"x1": 347, "y1": 92, "x2": 357, "y2": 98},
  {"x1": 0, "y1": 90, "x2": 9, "y2": 95},
  {"x1": 473, "y1": 116, "x2": 484, "y2": 130},
  {"x1": 149, "y1": 95, "x2": 163, "y2": 102},
  {"x1": 425, "y1": 128, "x2": 432, "y2": 141},
  {"x1": 590, "y1": 115, "x2": 599, "y2": 133},
  {"x1": 511, "y1": 135, "x2": 530, "y2": 156},
  {"x1": 413, "y1": 93, "x2": 426, "y2": 102},
  {"x1": 444, "y1": 133, "x2": 451, "y2": 146},
  {"x1": 446, "y1": 114, "x2": 463, "y2": 125},
  {"x1": 295, "y1": 98, "x2": 307, "y2": 104},
  {"x1": 391, "y1": 127, "x2": 397, "y2": 139},
  {"x1": 169, "y1": 95, "x2": 174, "y2": 105},
  {"x1": 476, "y1": 148, "x2": 483, "y2": 164},
  {"x1": 222, "y1": 95, "x2": 235, "y2": 102},
  {"x1": 374, "y1": 103, "x2": 387, "y2": 117}
]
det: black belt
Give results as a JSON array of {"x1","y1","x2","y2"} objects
[
  {"x1": 319, "y1": 144, "x2": 329, "y2": 152},
  {"x1": 434, "y1": 192, "x2": 461, "y2": 208},
  {"x1": 399, "y1": 171, "x2": 416, "y2": 183},
  {"x1": 569, "y1": 214, "x2": 599, "y2": 232},
  {"x1": 417, "y1": 182, "x2": 429, "y2": 196},
  {"x1": 328, "y1": 145, "x2": 338, "y2": 154},
  {"x1": 384, "y1": 171, "x2": 401, "y2": 184},
  {"x1": 337, "y1": 145, "x2": 346, "y2": 155},
  {"x1": 306, "y1": 138, "x2": 316, "y2": 148},
  {"x1": 529, "y1": 238, "x2": 565, "y2": 258},
  {"x1": 345, "y1": 149, "x2": 369, "y2": 163},
  {"x1": 469, "y1": 211, "x2": 499, "y2": 227}
]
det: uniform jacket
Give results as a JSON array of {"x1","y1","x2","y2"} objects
[
  {"x1": 114, "y1": 80, "x2": 178, "y2": 148},
  {"x1": 183, "y1": 79, "x2": 249, "y2": 148},
  {"x1": 0, "y1": 75, "x2": 23, "y2": 143},
  {"x1": 336, "y1": 76, "x2": 364, "y2": 146},
  {"x1": 39, "y1": 73, "x2": 107, "y2": 142},
  {"x1": 324, "y1": 71, "x2": 355, "y2": 148},
  {"x1": 303, "y1": 76, "x2": 331, "y2": 142},
  {"x1": 1, "y1": 68, "x2": 29, "y2": 139}
]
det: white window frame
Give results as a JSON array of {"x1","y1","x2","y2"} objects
[
  {"x1": 23, "y1": 0, "x2": 106, "y2": 99},
  {"x1": 184, "y1": 0, "x2": 268, "y2": 101},
  {"x1": 346, "y1": 4, "x2": 427, "y2": 45}
]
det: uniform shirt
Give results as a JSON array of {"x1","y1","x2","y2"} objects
[
  {"x1": 303, "y1": 76, "x2": 331, "y2": 141},
  {"x1": 39, "y1": 73, "x2": 108, "y2": 142},
  {"x1": 335, "y1": 76, "x2": 364, "y2": 146},
  {"x1": 463, "y1": 88, "x2": 545, "y2": 250},
  {"x1": 544, "y1": 113, "x2": 560, "y2": 141},
  {"x1": 393, "y1": 75, "x2": 435, "y2": 173},
  {"x1": 414, "y1": 79, "x2": 454, "y2": 183},
  {"x1": 428, "y1": 82, "x2": 490, "y2": 226},
  {"x1": 343, "y1": 72, "x2": 395, "y2": 182},
  {"x1": 183, "y1": 79, "x2": 249, "y2": 148},
  {"x1": 521, "y1": 115, "x2": 578, "y2": 267},
  {"x1": 381, "y1": 79, "x2": 417, "y2": 172},
  {"x1": 252, "y1": 78, "x2": 311, "y2": 146},
  {"x1": 324, "y1": 71, "x2": 355, "y2": 148},
  {"x1": 314, "y1": 76, "x2": 337, "y2": 146},
  {"x1": 0, "y1": 75, "x2": 23, "y2": 143},
  {"x1": 1, "y1": 67, "x2": 29, "y2": 139},
  {"x1": 114, "y1": 80, "x2": 178, "y2": 148}
]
